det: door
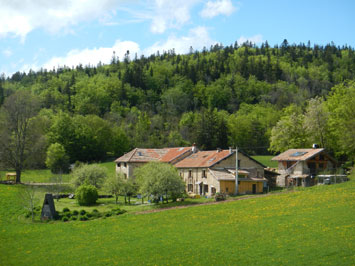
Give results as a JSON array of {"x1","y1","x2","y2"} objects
[
  {"x1": 252, "y1": 184, "x2": 257, "y2": 194},
  {"x1": 204, "y1": 184, "x2": 208, "y2": 195},
  {"x1": 308, "y1": 162, "x2": 316, "y2": 175}
]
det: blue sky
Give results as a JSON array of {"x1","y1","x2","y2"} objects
[{"x1": 1, "y1": 0, "x2": 354, "y2": 76}]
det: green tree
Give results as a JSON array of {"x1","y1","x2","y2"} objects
[
  {"x1": 269, "y1": 105, "x2": 308, "y2": 153},
  {"x1": 48, "y1": 112, "x2": 77, "y2": 161},
  {"x1": 0, "y1": 75, "x2": 4, "y2": 106},
  {"x1": 45, "y1": 143, "x2": 70, "y2": 174},
  {"x1": 49, "y1": 113, "x2": 114, "y2": 162},
  {"x1": 228, "y1": 103, "x2": 280, "y2": 154},
  {"x1": 326, "y1": 81, "x2": 355, "y2": 160},
  {"x1": 135, "y1": 162, "x2": 185, "y2": 203},
  {"x1": 303, "y1": 97, "x2": 329, "y2": 148},
  {"x1": 134, "y1": 112, "x2": 151, "y2": 147},
  {"x1": 161, "y1": 85, "x2": 192, "y2": 116},
  {"x1": 0, "y1": 91, "x2": 42, "y2": 183},
  {"x1": 195, "y1": 108, "x2": 229, "y2": 150},
  {"x1": 111, "y1": 126, "x2": 131, "y2": 157},
  {"x1": 120, "y1": 178, "x2": 138, "y2": 204},
  {"x1": 72, "y1": 164, "x2": 107, "y2": 189},
  {"x1": 104, "y1": 173, "x2": 125, "y2": 204}
]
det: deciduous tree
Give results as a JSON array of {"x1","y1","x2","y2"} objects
[
  {"x1": 0, "y1": 91, "x2": 42, "y2": 183},
  {"x1": 135, "y1": 162, "x2": 185, "y2": 203}
]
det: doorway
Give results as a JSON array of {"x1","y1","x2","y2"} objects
[{"x1": 252, "y1": 184, "x2": 257, "y2": 194}]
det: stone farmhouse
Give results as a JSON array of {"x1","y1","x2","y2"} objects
[
  {"x1": 272, "y1": 148, "x2": 338, "y2": 187},
  {"x1": 115, "y1": 145, "x2": 267, "y2": 196}
]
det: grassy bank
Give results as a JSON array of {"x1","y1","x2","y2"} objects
[
  {"x1": 0, "y1": 174, "x2": 353, "y2": 265},
  {"x1": 251, "y1": 155, "x2": 277, "y2": 168}
]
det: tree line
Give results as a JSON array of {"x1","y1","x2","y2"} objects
[{"x1": 0, "y1": 40, "x2": 354, "y2": 181}]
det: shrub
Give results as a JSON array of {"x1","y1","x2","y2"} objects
[
  {"x1": 80, "y1": 214, "x2": 88, "y2": 221},
  {"x1": 91, "y1": 209, "x2": 101, "y2": 218},
  {"x1": 111, "y1": 208, "x2": 126, "y2": 215},
  {"x1": 46, "y1": 143, "x2": 70, "y2": 174},
  {"x1": 62, "y1": 207, "x2": 70, "y2": 213},
  {"x1": 105, "y1": 212, "x2": 112, "y2": 217},
  {"x1": 62, "y1": 216, "x2": 69, "y2": 222},
  {"x1": 79, "y1": 209, "x2": 86, "y2": 215},
  {"x1": 70, "y1": 216, "x2": 77, "y2": 221},
  {"x1": 75, "y1": 185, "x2": 98, "y2": 206},
  {"x1": 215, "y1": 193, "x2": 226, "y2": 202},
  {"x1": 72, "y1": 210, "x2": 79, "y2": 216}
]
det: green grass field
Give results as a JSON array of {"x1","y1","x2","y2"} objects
[
  {"x1": 252, "y1": 155, "x2": 278, "y2": 168},
  {"x1": 0, "y1": 162, "x2": 117, "y2": 184},
  {"x1": 0, "y1": 173, "x2": 354, "y2": 265}
]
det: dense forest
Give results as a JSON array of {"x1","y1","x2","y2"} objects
[{"x1": 0, "y1": 40, "x2": 354, "y2": 173}]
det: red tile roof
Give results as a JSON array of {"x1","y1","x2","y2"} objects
[
  {"x1": 174, "y1": 150, "x2": 233, "y2": 168},
  {"x1": 209, "y1": 169, "x2": 266, "y2": 182},
  {"x1": 271, "y1": 148, "x2": 324, "y2": 161},
  {"x1": 115, "y1": 147, "x2": 192, "y2": 163},
  {"x1": 160, "y1": 147, "x2": 192, "y2": 162}
]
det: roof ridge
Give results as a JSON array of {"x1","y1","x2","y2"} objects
[{"x1": 128, "y1": 148, "x2": 138, "y2": 162}]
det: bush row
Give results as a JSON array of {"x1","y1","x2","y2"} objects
[{"x1": 59, "y1": 207, "x2": 126, "y2": 222}]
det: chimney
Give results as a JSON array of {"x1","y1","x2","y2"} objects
[
  {"x1": 312, "y1": 143, "x2": 319, "y2": 149},
  {"x1": 192, "y1": 143, "x2": 197, "y2": 153},
  {"x1": 229, "y1": 147, "x2": 232, "y2": 154},
  {"x1": 217, "y1": 148, "x2": 221, "y2": 153}
]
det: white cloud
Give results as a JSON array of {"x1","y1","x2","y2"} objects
[
  {"x1": 150, "y1": 0, "x2": 200, "y2": 34},
  {"x1": 0, "y1": 0, "x2": 122, "y2": 40},
  {"x1": 19, "y1": 28, "x2": 214, "y2": 73},
  {"x1": 200, "y1": 0, "x2": 238, "y2": 18},
  {"x1": 43, "y1": 40, "x2": 140, "y2": 70},
  {"x1": 237, "y1": 34, "x2": 263, "y2": 45},
  {"x1": 125, "y1": 0, "x2": 200, "y2": 34},
  {"x1": 2, "y1": 49, "x2": 12, "y2": 57},
  {"x1": 144, "y1": 26, "x2": 216, "y2": 55}
]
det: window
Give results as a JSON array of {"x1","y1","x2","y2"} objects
[
  {"x1": 188, "y1": 184, "x2": 193, "y2": 192},
  {"x1": 117, "y1": 163, "x2": 121, "y2": 167},
  {"x1": 124, "y1": 163, "x2": 127, "y2": 167},
  {"x1": 291, "y1": 151, "x2": 308, "y2": 157},
  {"x1": 202, "y1": 170, "x2": 206, "y2": 178},
  {"x1": 204, "y1": 184, "x2": 208, "y2": 193},
  {"x1": 319, "y1": 154, "x2": 324, "y2": 160},
  {"x1": 238, "y1": 160, "x2": 241, "y2": 167},
  {"x1": 188, "y1": 170, "x2": 192, "y2": 178},
  {"x1": 226, "y1": 187, "x2": 229, "y2": 193},
  {"x1": 211, "y1": 187, "x2": 216, "y2": 195},
  {"x1": 238, "y1": 181, "x2": 240, "y2": 185}
]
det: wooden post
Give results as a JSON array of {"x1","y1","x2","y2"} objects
[{"x1": 234, "y1": 147, "x2": 239, "y2": 196}]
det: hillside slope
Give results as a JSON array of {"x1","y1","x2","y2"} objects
[{"x1": 0, "y1": 178, "x2": 354, "y2": 265}]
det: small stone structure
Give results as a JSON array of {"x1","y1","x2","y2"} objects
[{"x1": 41, "y1": 193, "x2": 57, "y2": 220}]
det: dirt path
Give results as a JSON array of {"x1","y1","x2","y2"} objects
[{"x1": 134, "y1": 192, "x2": 292, "y2": 215}]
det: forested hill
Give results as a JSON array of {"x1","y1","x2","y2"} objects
[{"x1": 1, "y1": 40, "x2": 354, "y2": 166}]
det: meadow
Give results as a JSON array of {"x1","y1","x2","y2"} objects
[
  {"x1": 0, "y1": 173, "x2": 354, "y2": 265},
  {"x1": 252, "y1": 155, "x2": 278, "y2": 168}
]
